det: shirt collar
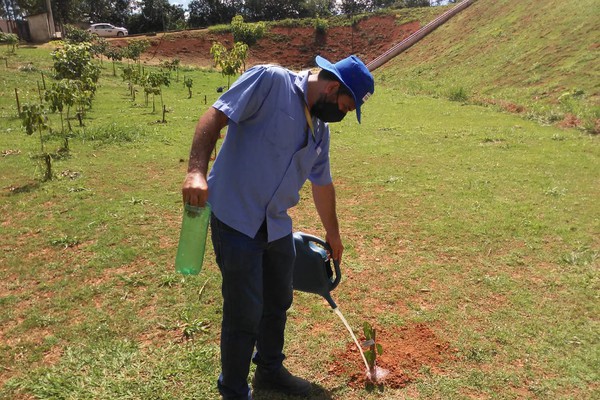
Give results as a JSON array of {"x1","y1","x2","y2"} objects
[{"x1": 294, "y1": 70, "x2": 311, "y2": 105}]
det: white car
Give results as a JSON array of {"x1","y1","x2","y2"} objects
[{"x1": 88, "y1": 23, "x2": 128, "y2": 37}]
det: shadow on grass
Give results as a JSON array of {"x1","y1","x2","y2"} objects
[
  {"x1": 365, "y1": 381, "x2": 385, "y2": 394},
  {"x1": 5, "y1": 181, "x2": 40, "y2": 194},
  {"x1": 253, "y1": 383, "x2": 333, "y2": 399}
]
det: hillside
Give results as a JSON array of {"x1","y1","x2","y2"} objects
[
  {"x1": 379, "y1": 0, "x2": 599, "y2": 131},
  {"x1": 122, "y1": 0, "x2": 598, "y2": 132},
  {"x1": 123, "y1": 8, "x2": 443, "y2": 70}
]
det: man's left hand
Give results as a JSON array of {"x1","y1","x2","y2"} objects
[{"x1": 326, "y1": 232, "x2": 344, "y2": 263}]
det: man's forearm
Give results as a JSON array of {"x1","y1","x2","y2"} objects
[
  {"x1": 312, "y1": 182, "x2": 340, "y2": 236},
  {"x1": 188, "y1": 107, "x2": 228, "y2": 175},
  {"x1": 312, "y1": 182, "x2": 344, "y2": 260}
]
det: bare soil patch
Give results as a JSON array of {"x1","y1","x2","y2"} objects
[
  {"x1": 114, "y1": 15, "x2": 421, "y2": 70},
  {"x1": 329, "y1": 323, "x2": 456, "y2": 389}
]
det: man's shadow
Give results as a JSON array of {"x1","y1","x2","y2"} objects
[{"x1": 253, "y1": 383, "x2": 334, "y2": 399}]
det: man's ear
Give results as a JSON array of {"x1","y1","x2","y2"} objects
[{"x1": 325, "y1": 80, "x2": 340, "y2": 96}]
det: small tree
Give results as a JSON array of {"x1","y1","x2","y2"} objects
[
  {"x1": 44, "y1": 80, "x2": 75, "y2": 143},
  {"x1": 21, "y1": 104, "x2": 52, "y2": 181},
  {"x1": 122, "y1": 65, "x2": 140, "y2": 100},
  {"x1": 183, "y1": 76, "x2": 193, "y2": 98},
  {"x1": 46, "y1": 79, "x2": 91, "y2": 131},
  {"x1": 362, "y1": 322, "x2": 383, "y2": 382},
  {"x1": 91, "y1": 37, "x2": 108, "y2": 65},
  {"x1": 72, "y1": 82, "x2": 94, "y2": 126},
  {"x1": 105, "y1": 46, "x2": 124, "y2": 76},
  {"x1": 141, "y1": 73, "x2": 155, "y2": 108},
  {"x1": 160, "y1": 58, "x2": 181, "y2": 82},
  {"x1": 52, "y1": 42, "x2": 100, "y2": 95},
  {"x1": 0, "y1": 32, "x2": 19, "y2": 53},
  {"x1": 146, "y1": 71, "x2": 170, "y2": 113},
  {"x1": 210, "y1": 41, "x2": 248, "y2": 88},
  {"x1": 124, "y1": 39, "x2": 150, "y2": 66}
]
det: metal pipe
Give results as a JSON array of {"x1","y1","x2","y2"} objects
[{"x1": 366, "y1": 0, "x2": 475, "y2": 72}]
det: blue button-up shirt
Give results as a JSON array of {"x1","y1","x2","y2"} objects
[{"x1": 208, "y1": 65, "x2": 332, "y2": 242}]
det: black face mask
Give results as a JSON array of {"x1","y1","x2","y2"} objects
[{"x1": 311, "y1": 92, "x2": 347, "y2": 123}]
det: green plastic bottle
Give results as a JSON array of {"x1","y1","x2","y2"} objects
[{"x1": 175, "y1": 203, "x2": 211, "y2": 275}]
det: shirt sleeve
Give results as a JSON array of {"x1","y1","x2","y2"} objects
[{"x1": 212, "y1": 66, "x2": 277, "y2": 124}]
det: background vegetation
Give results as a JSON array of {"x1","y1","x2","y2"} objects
[{"x1": 1, "y1": 0, "x2": 453, "y2": 34}]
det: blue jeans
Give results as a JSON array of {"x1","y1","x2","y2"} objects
[{"x1": 211, "y1": 214, "x2": 295, "y2": 400}]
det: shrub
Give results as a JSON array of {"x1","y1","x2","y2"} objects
[
  {"x1": 314, "y1": 16, "x2": 329, "y2": 35},
  {"x1": 52, "y1": 42, "x2": 100, "y2": 94},
  {"x1": 0, "y1": 32, "x2": 19, "y2": 52},
  {"x1": 448, "y1": 87, "x2": 469, "y2": 102},
  {"x1": 64, "y1": 25, "x2": 95, "y2": 43},
  {"x1": 230, "y1": 15, "x2": 266, "y2": 46}
]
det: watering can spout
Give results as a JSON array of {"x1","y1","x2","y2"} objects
[
  {"x1": 324, "y1": 293, "x2": 338, "y2": 310},
  {"x1": 292, "y1": 232, "x2": 341, "y2": 309}
]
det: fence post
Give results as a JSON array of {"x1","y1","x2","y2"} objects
[{"x1": 15, "y1": 88, "x2": 21, "y2": 115}]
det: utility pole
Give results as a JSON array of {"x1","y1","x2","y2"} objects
[{"x1": 45, "y1": 0, "x2": 56, "y2": 38}]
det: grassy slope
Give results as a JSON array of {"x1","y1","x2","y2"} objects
[{"x1": 380, "y1": 0, "x2": 600, "y2": 131}]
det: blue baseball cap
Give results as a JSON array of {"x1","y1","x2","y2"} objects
[{"x1": 315, "y1": 55, "x2": 374, "y2": 123}]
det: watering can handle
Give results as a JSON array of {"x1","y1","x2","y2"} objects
[{"x1": 298, "y1": 233, "x2": 342, "y2": 291}]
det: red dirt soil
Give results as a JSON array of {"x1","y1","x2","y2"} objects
[
  {"x1": 329, "y1": 323, "x2": 456, "y2": 389},
  {"x1": 113, "y1": 15, "x2": 421, "y2": 70}
]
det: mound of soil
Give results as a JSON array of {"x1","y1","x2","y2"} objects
[
  {"x1": 329, "y1": 323, "x2": 456, "y2": 389},
  {"x1": 114, "y1": 15, "x2": 421, "y2": 69}
]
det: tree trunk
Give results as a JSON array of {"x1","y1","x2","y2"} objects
[
  {"x1": 44, "y1": 153, "x2": 52, "y2": 181},
  {"x1": 66, "y1": 106, "x2": 72, "y2": 132},
  {"x1": 369, "y1": 329, "x2": 376, "y2": 380}
]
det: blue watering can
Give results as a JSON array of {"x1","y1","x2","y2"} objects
[{"x1": 292, "y1": 232, "x2": 341, "y2": 309}]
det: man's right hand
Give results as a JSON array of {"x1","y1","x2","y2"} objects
[{"x1": 182, "y1": 171, "x2": 208, "y2": 207}]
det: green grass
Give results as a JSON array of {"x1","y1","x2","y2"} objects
[
  {"x1": 381, "y1": 0, "x2": 600, "y2": 134},
  {"x1": 1, "y1": 44, "x2": 599, "y2": 399}
]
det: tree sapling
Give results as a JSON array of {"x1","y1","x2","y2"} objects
[{"x1": 362, "y1": 321, "x2": 387, "y2": 383}]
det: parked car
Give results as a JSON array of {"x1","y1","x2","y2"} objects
[{"x1": 87, "y1": 23, "x2": 128, "y2": 37}]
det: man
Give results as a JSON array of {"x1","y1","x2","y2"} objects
[{"x1": 182, "y1": 55, "x2": 374, "y2": 400}]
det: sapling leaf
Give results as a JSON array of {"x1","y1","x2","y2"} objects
[
  {"x1": 363, "y1": 321, "x2": 374, "y2": 340},
  {"x1": 364, "y1": 350, "x2": 375, "y2": 368},
  {"x1": 376, "y1": 343, "x2": 383, "y2": 355}
]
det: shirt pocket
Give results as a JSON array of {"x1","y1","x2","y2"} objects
[{"x1": 262, "y1": 108, "x2": 306, "y2": 153}]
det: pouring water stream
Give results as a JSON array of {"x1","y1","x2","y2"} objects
[
  {"x1": 291, "y1": 233, "x2": 388, "y2": 381},
  {"x1": 333, "y1": 307, "x2": 390, "y2": 382},
  {"x1": 333, "y1": 307, "x2": 370, "y2": 372}
]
